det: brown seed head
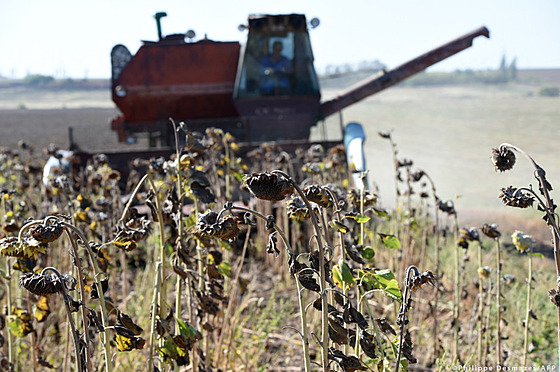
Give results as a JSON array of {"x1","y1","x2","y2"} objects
[
  {"x1": 549, "y1": 288, "x2": 560, "y2": 308},
  {"x1": 437, "y1": 199, "x2": 456, "y2": 215},
  {"x1": 287, "y1": 196, "x2": 310, "y2": 222},
  {"x1": 481, "y1": 223, "x2": 501, "y2": 239},
  {"x1": 303, "y1": 185, "x2": 334, "y2": 209},
  {"x1": 409, "y1": 270, "x2": 437, "y2": 291},
  {"x1": 410, "y1": 170, "x2": 425, "y2": 182},
  {"x1": 196, "y1": 211, "x2": 240, "y2": 240},
  {"x1": 19, "y1": 272, "x2": 63, "y2": 295},
  {"x1": 492, "y1": 146, "x2": 516, "y2": 172},
  {"x1": 459, "y1": 227, "x2": 480, "y2": 242},
  {"x1": 29, "y1": 222, "x2": 64, "y2": 243},
  {"x1": 348, "y1": 189, "x2": 377, "y2": 208},
  {"x1": 242, "y1": 172, "x2": 293, "y2": 201},
  {"x1": 499, "y1": 186, "x2": 534, "y2": 208}
]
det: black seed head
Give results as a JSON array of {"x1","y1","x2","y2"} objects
[{"x1": 492, "y1": 146, "x2": 516, "y2": 172}]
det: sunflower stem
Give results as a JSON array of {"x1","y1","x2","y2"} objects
[
  {"x1": 272, "y1": 170, "x2": 330, "y2": 372},
  {"x1": 148, "y1": 262, "x2": 162, "y2": 371},
  {"x1": 498, "y1": 143, "x2": 560, "y2": 366},
  {"x1": 41, "y1": 267, "x2": 83, "y2": 372},
  {"x1": 496, "y1": 237, "x2": 502, "y2": 366},
  {"x1": 522, "y1": 243, "x2": 533, "y2": 366}
]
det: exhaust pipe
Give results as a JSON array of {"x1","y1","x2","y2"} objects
[{"x1": 154, "y1": 12, "x2": 167, "y2": 41}]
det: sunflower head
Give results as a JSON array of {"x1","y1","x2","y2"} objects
[
  {"x1": 511, "y1": 230, "x2": 533, "y2": 253},
  {"x1": 481, "y1": 223, "x2": 501, "y2": 239},
  {"x1": 195, "y1": 210, "x2": 240, "y2": 241},
  {"x1": 29, "y1": 221, "x2": 64, "y2": 244},
  {"x1": 303, "y1": 185, "x2": 334, "y2": 209},
  {"x1": 19, "y1": 272, "x2": 63, "y2": 295},
  {"x1": 287, "y1": 197, "x2": 310, "y2": 222},
  {"x1": 242, "y1": 172, "x2": 293, "y2": 201},
  {"x1": 499, "y1": 186, "x2": 534, "y2": 209},
  {"x1": 492, "y1": 146, "x2": 516, "y2": 172}
]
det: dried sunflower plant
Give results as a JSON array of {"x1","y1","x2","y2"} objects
[
  {"x1": 492, "y1": 143, "x2": 560, "y2": 366},
  {"x1": 10, "y1": 124, "x2": 560, "y2": 370}
]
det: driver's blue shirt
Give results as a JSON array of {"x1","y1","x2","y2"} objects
[{"x1": 260, "y1": 55, "x2": 292, "y2": 94}]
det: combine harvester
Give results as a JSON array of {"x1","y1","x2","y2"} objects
[{"x1": 83, "y1": 13, "x2": 489, "y2": 184}]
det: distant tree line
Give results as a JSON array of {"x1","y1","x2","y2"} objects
[
  {"x1": 321, "y1": 60, "x2": 387, "y2": 77},
  {"x1": 405, "y1": 55, "x2": 518, "y2": 86},
  {"x1": 1, "y1": 74, "x2": 109, "y2": 90},
  {"x1": 319, "y1": 55, "x2": 521, "y2": 86}
]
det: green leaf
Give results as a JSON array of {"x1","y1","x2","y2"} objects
[
  {"x1": 372, "y1": 207, "x2": 389, "y2": 218},
  {"x1": 374, "y1": 269, "x2": 396, "y2": 283},
  {"x1": 184, "y1": 213, "x2": 198, "y2": 229},
  {"x1": 344, "y1": 214, "x2": 370, "y2": 224},
  {"x1": 378, "y1": 233, "x2": 401, "y2": 250},
  {"x1": 231, "y1": 170, "x2": 244, "y2": 183},
  {"x1": 329, "y1": 220, "x2": 349, "y2": 234},
  {"x1": 8, "y1": 312, "x2": 33, "y2": 337},
  {"x1": 176, "y1": 319, "x2": 200, "y2": 340},
  {"x1": 529, "y1": 252, "x2": 544, "y2": 258},
  {"x1": 217, "y1": 261, "x2": 232, "y2": 277},
  {"x1": 359, "y1": 269, "x2": 400, "y2": 301},
  {"x1": 332, "y1": 265, "x2": 343, "y2": 289},
  {"x1": 360, "y1": 246, "x2": 375, "y2": 259},
  {"x1": 216, "y1": 239, "x2": 232, "y2": 251},
  {"x1": 382, "y1": 279, "x2": 402, "y2": 301},
  {"x1": 338, "y1": 259, "x2": 355, "y2": 286}
]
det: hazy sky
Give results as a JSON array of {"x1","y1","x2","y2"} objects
[{"x1": 1, "y1": 0, "x2": 559, "y2": 79}]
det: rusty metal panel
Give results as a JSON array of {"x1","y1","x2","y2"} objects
[{"x1": 113, "y1": 41, "x2": 241, "y2": 122}]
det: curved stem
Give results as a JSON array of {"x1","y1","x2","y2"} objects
[
  {"x1": 500, "y1": 143, "x2": 560, "y2": 366},
  {"x1": 65, "y1": 230, "x2": 92, "y2": 372},
  {"x1": 41, "y1": 267, "x2": 83, "y2": 372},
  {"x1": 148, "y1": 262, "x2": 162, "y2": 371},
  {"x1": 62, "y1": 222, "x2": 113, "y2": 372},
  {"x1": 522, "y1": 245, "x2": 533, "y2": 367},
  {"x1": 477, "y1": 241, "x2": 484, "y2": 365},
  {"x1": 295, "y1": 277, "x2": 312, "y2": 372},
  {"x1": 118, "y1": 173, "x2": 150, "y2": 224},
  {"x1": 395, "y1": 265, "x2": 419, "y2": 372},
  {"x1": 496, "y1": 238, "x2": 502, "y2": 367},
  {"x1": 226, "y1": 205, "x2": 293, "y2": 255},
  {"x1": 20, "y1": 218, "x2": 91, "y2": 371},
  {"x1": 272, "y1": 169, "x2": 329, "y2": 372}
]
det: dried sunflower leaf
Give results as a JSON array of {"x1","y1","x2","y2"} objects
[{"x1": 34, "y1": 296, "x2": 50, "y2": 323}]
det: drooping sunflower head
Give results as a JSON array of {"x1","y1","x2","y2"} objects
[
  {"x1": 242, "y1": 172, "x2": 293, "y2": 201},
  {"x1": 491, "y1": 146, "x2": 516, "y2": 172}
]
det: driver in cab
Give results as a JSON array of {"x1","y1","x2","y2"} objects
[{"x1": 260, "y1": 41, "x2": 292, "y2": 96}]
